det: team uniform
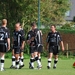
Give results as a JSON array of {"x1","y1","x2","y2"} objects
[
  {"x1": 13, "y1": 29, "x2": 25, "y2": 54},
  {"x1": 47, "y1": 31, "x2": 62, "y2": 55},
  {"x1": 27, "y1": 30, "x2": 36, "y2": 54},
  {"x1": 34, "y1": 28, "x2": 43, "y2": 53},
  {"x1": 0, "y1": 26, "x2": 10, "y2": 71},
  {"x1": 46, "y1": 31, "x2": 62, "y2": 69},
  {"x1": 0, "y1": 26, "x2": 10, "y2": 53},
  {"x1": 12, "y1": 29, "x2": 25, "y2": 69},
  {"x1": 10, "y1": 28, "x2": 25, "y2": 69},
  {"x1": 27, "y1": 30, "x2": 36, "y2": 69},
  {"x1": 32, "y1": 28, "x2": 43, "y2": 69}
]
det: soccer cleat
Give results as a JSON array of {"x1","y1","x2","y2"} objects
[
  {"x1": 29, "y1": 62, "x2": 34, "y2": 69},
  {"x1": 53, "y1": 66, "x2": 56, "y2": 69},
  {"x1": 15, "y1": 67, "x2": 20, "y2": 70},
  {"x1": 47, "y1": 66, "x2": 50, "y2": 69},
  {"x1": 19, "y1": 64, "x2": 24, "y2": 69},
  {"x1": 37, "y1": 65, "x2": 42, "y2": 70},
  {"x1": 10, "y1": 65, "x2": 15, "y2": 69},
  {"x1": 30, "y1": 66, "x2": 34, "y2": 69}
]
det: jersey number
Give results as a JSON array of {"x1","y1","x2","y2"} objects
[{"x1": 0, "y1": 34, "x2": 4, "y2": 40}]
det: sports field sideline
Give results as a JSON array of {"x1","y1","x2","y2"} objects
[{"x1": 0, "y1": 58, "x2": 75, "y2": 75}]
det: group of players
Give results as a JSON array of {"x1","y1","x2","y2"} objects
[{"x1": 0, "y1": 19, "x2": 64, "y2": 71}]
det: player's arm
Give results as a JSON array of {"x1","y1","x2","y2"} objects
[
  {"x1": 27, "y1": 33, "x2": 35, "y2": 44},
  {"x1": 7, "y1": 29, "x2": 10, "y2": 50},
  {"x1": 60, "y1": 41, "x2": 64, "y2": 51},
  {"x1": 58, "y1": 32, "x2": 64, "y2": 51},
  {"x1": 7, "y1": 38, "x2": 10, "y2": 50},
  {"x1": 21, "y1": 41, "x2": 25, "y2": 50},
  {"x1": 21, "y1": 30, "x2": 25, "y2": 49}
]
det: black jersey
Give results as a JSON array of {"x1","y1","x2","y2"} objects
[
  {"x1": 34, "y1": 28, "x2": 42, "y2": 45},
  {"x1": 13, "y1": 29, "x2": 25, "y2": 48},
  {"x1": 0, "y1": 26, "x2": 10, "y2": 44},
  {"x1": 46, "y1": 31, "x2": 62, "y2": 46},
  {"x1": 27, "y1": 30, "x2": 36, "y2": 46}
]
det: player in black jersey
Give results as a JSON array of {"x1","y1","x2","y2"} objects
[
  {"x1": 46, "y1": 25, "x2": 64, "y2": 69},
  {"x1": 12, "y1": 23, "x2": 25, "y2": 69},
  {"x1": 19, "y1": 28, "x2": 25, "y2": 69},
  {"x1": 0, "y1": 19, "x2": 10, "y2": 71},
  {"x1": 34, "y1": 28, "x2": 43, "y2": 68},
  {"x1": 27, "y1": 28, "x2": 36, "y2": 69},
  {"x1": 10, "y1": 23, "x2": 25, "y2": 69},
  {"x1": 27, "y1": 22, "x2": 42, "y2": 69}
]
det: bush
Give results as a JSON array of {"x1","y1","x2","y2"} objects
[{"x1": 61, "y1": 23, "x2": 71, "y2": 29}]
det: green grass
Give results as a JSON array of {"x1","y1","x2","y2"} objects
[{"x1": 0, "y1": 58, "x2": 75, "y2": 75}]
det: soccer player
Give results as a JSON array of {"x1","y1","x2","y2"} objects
[
  {"x1": 33, "y1": 25, "x2": 43, "y2": 69},
  {"x1": 46, "y1": 25, "x2": 64, "y2": 69},
  {"x1": 27, "y1": 28, "x2": 35, "y2": 69},
  {"x1": 37, "y1": 30, "x2": 43, "y2": 65},
  {"x1": 31, "y1": 22, "x2": 42, "y2": 69},
  {"x1": 19, "y1": 27, "x2": 25, "y2": 69},
  {"x1": 27, "y1": 22, "x2": 43, "y2": 69},
  {"x1": 12, "y1": 23, "x2": 25, "y2": 69},
  {"x1": 0, "y1": 19, "x2": 10, "y2": 71},
  {"x1": 10, "y1": 23, "x2": 25, "y2": 69}
]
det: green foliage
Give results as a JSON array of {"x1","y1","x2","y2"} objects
[
  {"x1": 0, "y1": 0, "x2": 70, "y2": 28},
  {"x1": 61, "y1": 23, "x2": 72, "y2": 29},
  {"x1": 41, "y1": 0, "x2": 70, "y2": 25}
]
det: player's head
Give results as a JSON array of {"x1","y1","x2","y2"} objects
[
  {"x1": 15, "y1": 22, "x2": 21, "y2": 31},
  {"x1": 31, "y1": 22, "x2": 37, "y2": 30},
  {"x1": 2, "y1": 19, "x2": 7, "y2": 25},
  {"x1": 50, "y1": 24, "x2": 56, "y2": 32}
]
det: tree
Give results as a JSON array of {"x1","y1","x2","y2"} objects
[
  {"x1": 0, "y1": 0, "x2": 70, "y2": 28},
  {"x1": 40, "y1": 0, "x2": 70, "y2": 25}
]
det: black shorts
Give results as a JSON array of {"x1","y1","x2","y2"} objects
[
  {"x1": 29, "y1": 46, "x2": 38, "y2": 54},
  {"x1": 49, "y1": 46, "x2": 59, "y2": 55},
  {"x1": 37, "y1": 45, "x2": 43, "y2": 53},
  {"x1": 29, "y1": 46, "x2": 35, "y2": 54},
  {"x1": 14, "y1": 48, "x2": 21, "y2": 54},
  {"x1": 0, "y1": 44, "x2": 7, "y2": 53}
]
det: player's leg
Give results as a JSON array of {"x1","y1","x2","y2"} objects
[
  {"x1": 53, "y1": 46, "x2": 59, "y2": 69},
  {"x1": 0, "y1": 52, "x2": 5, "y2": 71},
  {"x1": 10, "y1": 49, "x2": 15, "y2": 68},
  {"x1": 38, "y1": 53, "x2": 41, "y2": 62},
  {"x1": 14, "y1": 48, "x2": 20, "y2": 69},
  {"x1": 15, "y1": 54, "x2": 20, "y2": 69},
  {"x1": 29, "y1": 53, "x2": 35, "y2": 69},
  {"x1": 47, "y1": 46, "x2": 53, "y2": 69},
  {"x1": 19, "y1": 51, "x2": 24, "y2": 69},
  {"x1": 0, "y1": 44, "x2": 7, "y2": 71},
  {"x1": 34, "y1": 51, "x2": 42, "y2": 69},
  {"x1": 29, "y1": 47, "x2": 35, "y2": 69},
  {"x1": 37, "y1": 45, "x2": 43, "y2": 68},
  {"x1": 47, "y1": 53, "x2": 53, "y2": 69},
  {"x1": 53, "y1": 55, "x2": 58, "y2": 69}
]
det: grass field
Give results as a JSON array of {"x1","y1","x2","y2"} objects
[{"x1": 0, "y1": 58, "x2": 75, "y2": 75}]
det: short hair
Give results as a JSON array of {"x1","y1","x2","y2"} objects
[
  {"x1": 31, "y1": 22, "x2": 36, "y2": 26},
  {"x1": 2, "y1": 19, "x2": 7, "y2": 25},
  {"x1": 16, "y1": 22, "x2": 21, "y2": 26},
  {"x1": 50, "y1": 24, "x2": 56, "y2": 28}
]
